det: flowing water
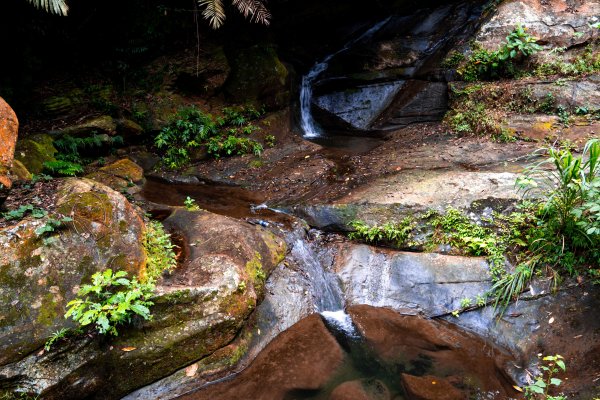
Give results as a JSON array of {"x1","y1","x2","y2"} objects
[{"x1": 300, "y1": 18, "x2": 391, "y2": 138}]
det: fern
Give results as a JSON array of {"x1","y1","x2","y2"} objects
[
  {"x1": 199, "y1": 0, "x2": 270, "y2": 29},
  {"x1": 26, "y1": 0, "x2": 68, "y2": 15}
]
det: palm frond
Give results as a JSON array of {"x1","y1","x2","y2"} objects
[
  {"x1": 26, "y1": 0, "x2": 69, "y2": 16},
  {"x1": 232, "y1": 0, "x2": 270, "y2": 25},
  {"x1": 199, "y1": 0, "x2": 226, "y2": 29},
  {"x1": 200, "y1": 0, "x2": 270, "y2": 29}
]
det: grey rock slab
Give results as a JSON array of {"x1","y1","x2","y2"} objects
[{"x1": 335, "y1": 244, "x2": 492, "y2": 316}]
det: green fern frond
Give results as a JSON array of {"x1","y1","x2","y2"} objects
[{"x1": 26, "y1": 0, "x2": 69, "y2": 16}]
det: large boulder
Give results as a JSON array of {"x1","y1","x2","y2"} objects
[
  {"x1": 0, "y1": 178, "x2": 146, "y2": 366},
  {"x1": 0, "y1": 207, "x2": 287, "y2": 399},
  {"x1": 58, "y1": 115, "x2": 117, "y2": 137},
  {"x1": 0, "y1": 97, "x2": 18, "y2": 203},
  {"x1": 14, "y1": 133, "x2": 57, "y2": 175},
  {"x1": 86, "y1": 158, "x2": 145, "y2": 192}
]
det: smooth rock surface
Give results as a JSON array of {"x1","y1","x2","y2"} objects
[{"x1": 336, "y1": 244, "x2": 492, "y2": 315}]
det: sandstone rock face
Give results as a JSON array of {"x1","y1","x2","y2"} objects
[
  {"x1": 0, "y1": 178, "x2": 146, "y2": 366},
  {"x1": 311, "y1": 2, "x2": 484, "y2": 133},
  {"x1": 0, "y1": 97, "x2": 19, "y2": 201},
  {"x1": 0, "y1": 205, "x2": 287, "y2": 399},
  {"x1": 476, "y1": 0, "x2": 600, "y2": 49}
]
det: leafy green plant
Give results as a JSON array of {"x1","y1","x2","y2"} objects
[
  {"x1": 184, "y1": 196, "x2": 200, "y2": 211},
  {"x1": 348, "y1": 218, "x2": 416, "y2": 248},
  {"x1": 43, "y1": 160, "x2": 84, "y2": 177},
  {"x1": 65, "y1": 269, "x2": 154, "y2": 336},
  {"x1": 144, "y1": 221, "x2": 177, "y2": 281},
  {"x1": 44, "y1": 328, "x2": 71, "y2": 351},
  {"x1": 154, "y1": 106, "x2": 265, "y2": 169},
  {"x1": 264, "y1": 134, "x2": 276, "y2": 148},
  {"x1": 35, "y1": 216, "x2": 73, "y2": 244},
  {"x1": 429, "y1": 208, "x2": 507, "y2": 278},
  {"x1": 2, "y1": 204, "x2": 47, "y2": 221},
  {"x1": 459, "y1": 25, "x2": 542, "y2": 81},
  {"x1": 490, "y1": 139, "x2": 600, "y2": 310},
  {"x1": 524, "y1": 354, "x2": 566, "y2": 400},
  {"x1": 53, "y1": 134, "x2": 123, "y2": 166}
]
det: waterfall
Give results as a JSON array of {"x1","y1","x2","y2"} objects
[
  {"x1": 299, "y1": 17, "x2": 391, "y2": 138},
  {"x1": 290, "y1": 236, "x2": 359, "y2": 338}
]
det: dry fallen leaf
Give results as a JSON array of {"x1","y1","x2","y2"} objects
[
  {"x1": 513, "y1": 385, "x2": 523, "y2": 392},
  {"x1": 121, "y1": 347, "x2": 137, "y2": 352},
  {"x1": 185, "y1": 363, "x2": 199, "y2": 377}
]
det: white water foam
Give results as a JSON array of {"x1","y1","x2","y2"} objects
[{"x1": 320, "y1": 310, "x2": 359, "y2": 338}]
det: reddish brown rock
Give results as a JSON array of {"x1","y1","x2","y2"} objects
[
  {"x1": 401, "y1": 374, "x2": 464, "y2": 400},
  {"x1": 180, "y1": 314, "x2": 345, "y2": 400},
  {"x1": 0, "y1": 97, "x2": 19, "y2": 200},
  {"x1": 330, "y1": 380, "x2": 390, "y2": 400}
]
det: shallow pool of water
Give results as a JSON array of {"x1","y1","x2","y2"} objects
[{"x1": 178, "y1": 305, "x2": 516, "y2": 400}]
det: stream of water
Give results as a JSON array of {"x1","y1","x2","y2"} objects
[{"x1": 300, "y1": 18, "x2": 391, "y2": 138}]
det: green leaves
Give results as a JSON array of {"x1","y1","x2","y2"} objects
[
  {"x1": 348, "y1": 218, "x2": 416, "y2": 248},
  {"x1": 65, "y1": 269, "x2": 155, "y2": 336},
  {"x1": 524, "y1": 354, "x2": 566, "y2": 399},
  {"x1": 144, "y1": 221, "x2": 177, "y2": 281},
  {"x1": 154, "y1": 106, "x2": 265, "y2": 169},
  {"x1": 459, "y1": 24, "x2": 541, "y2": 81}
]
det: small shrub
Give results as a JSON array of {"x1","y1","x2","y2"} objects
[
  {"x1": 65, "y1": 269, "x2": 154, "y2": 336},
  {"x1": 144, "y1": 220, "x2": 177, "y2": 281},
  {"x1": 524, "y1": 354, "x2": 566, "y2": 400},
  {"x1": 184, "y1": 196, "x2": 200, "y2": 211},
  {"x1": 459, "y1": 25, "x2": 542, "y2": 81}
]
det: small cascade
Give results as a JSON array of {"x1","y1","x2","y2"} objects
[
  {"x1": 300, "y1": 17, "x2": 391, "y2": 138},
  {"x1": 289, "y1": 235, "x2": 360, "y2": 340}
]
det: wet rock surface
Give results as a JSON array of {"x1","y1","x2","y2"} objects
[
  {"x1": 311, "y1": 2, "x2": 487, "y2": 133},
  {"x1": 173, "y1": 305, "x2": 516, "y2": 400},
  {"x1": 178, "y1": 314, "x2": 345, "y2": 400}
]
